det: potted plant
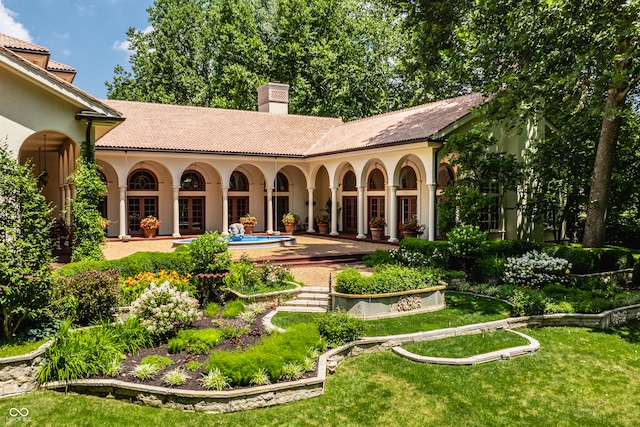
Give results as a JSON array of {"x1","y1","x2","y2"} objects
[
  {"x1": 399, "y1": 215, "x2": 425, "y2": 238},
  {"x1": 369, "y1": 217, "x2": 385, "y2": 240},
  {"x1": 239, "y1": 213, "x2": 257, "y2": 234},
  {"x1": 315, "y1": 213, "x2": 330, "y2": 234},
  {"x1": 140, "y1": 215, "x2": 161, "y2": 238},
  {"x1": 282, "y1": 212, "x2": 297, "y2": 234}
]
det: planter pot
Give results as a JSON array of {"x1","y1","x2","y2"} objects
[
  {"x1": 402, "y1": 231, "x2": 418, "y2": 239},
  {"x1": 143, "y1": 228, "x2": 157, "y2": 238},
  {"x1": 243, "y1": 224, "x2": 255, "y2": 235},
  {"x1": 284, "y1": 224, "x2": 295, "y2": 234},
  {"x1": 370, "y1": 228, "x2": 384, "y2": 240},
  {"x1": 317, "y1": 223, "x2": 329, "y2": 235}
]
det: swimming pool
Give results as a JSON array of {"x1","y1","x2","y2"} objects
[{"x1": 173, "y1": 235, "x2": 297, "y2": 249}]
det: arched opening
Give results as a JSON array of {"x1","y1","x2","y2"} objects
[
  {"x1": 342, "y1": 170, "x2": 357, "y2": 233},
  {"x1": 179, "y1": 170, "x2": 205, "y2": 234},
  {"x1": 229, "y1": 170, "x2": 249, "y2": 226},
  {"x1": 127, "y1": 169, "x2": 159, "y2": 236}
]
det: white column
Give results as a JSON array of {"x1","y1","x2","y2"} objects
[
  {"x1": 119, "y1": 186, "x2": 127, "y2": 238},
  {"x1": 58, "y1": 186, "x2": 65, "y2": 219},
  {"x1": 356, "y1": 186, "x2": 366, "y2": 238},
  {"x1": 172, "y1": 186, "x2": 181, "y2": 237},
  {"x1": 307, "y1": 187, "x2": 315, "y2": 233},
  {"x1": 64, "y1": 184, "x2": 71, "y2": 226},
  {"x1": 221, "y1": 187, "x2": 229, "y2": 235},
  {"x1": 427, "y1": 183, "x2": 437, "y2": 241},
  {"x1": 330, "y1": 186, "x2": 339, "y2": 236},
  {"x1": 266, "y1": 187, "x2": 274, "y2": 234},
  {"x1": 388, "y1": 185, "x2": 398, "y2": 243}
]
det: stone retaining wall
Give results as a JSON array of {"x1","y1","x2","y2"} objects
[{"x1": 0, "y1": 341, "x2": 51, "y2": 398}]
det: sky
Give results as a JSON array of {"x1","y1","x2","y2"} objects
[{"x1": 0, "y1": 0, "x2": 154, "y2": 98}]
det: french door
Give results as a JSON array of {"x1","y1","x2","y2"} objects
[
  {"x1": 128, "y1": 197, "x2": 158, "y2": 236},
  {"x1": 342, "y1": 196, "x2": 357, "y2": 233},
  {"x1": 228, "y1": 197, "x2": 249, "y2": 227},
  {"x1": 179, "y1": 197, "x2": 204, "y2": 234},
  {"x1": 368, "y1": 196, "x2": 385, "y2": 231}
]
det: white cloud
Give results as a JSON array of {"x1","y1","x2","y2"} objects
[
  {"x1": 112, "y1": 26, "x2": 153, "y2": 53},
  {"x1": 0, "y1": 1, "x2": 32, "y2": 42}
]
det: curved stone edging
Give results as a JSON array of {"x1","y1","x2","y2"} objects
[
  {"x1": 227, "y1": 282, "x2": 302, "y2": 304},
  {"x1": 263, "y1": 310, "x2": 285, "y2": 333},
  {"x1": 391, "y1": 329, "x2": 540, "y2": 365}
]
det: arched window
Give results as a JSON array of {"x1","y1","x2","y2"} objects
[
  {"x1": 275, "y1": 172, "x2": 289, "y2": 192},
  {"x1": 437, "y1": 163, "x2": 455, "y2": 190},
  {"x1": 128, "y1": 170, "x2": 157, "y2": 191},
  {"x1": 342, "y1": 171, "x2": 356, "y2": 191},
  {"x1": 180, "y1": 170, "x2": 205, "y2": 191},
  {"x1": 399, "y1": 166, "x2": 417, "y2": 189},
  {"x1": 229, "y1": 171, "x2": 248, "y2": 191},
  {"x1": 368, "y1": 168, "x2": 385, "y2": 190}
]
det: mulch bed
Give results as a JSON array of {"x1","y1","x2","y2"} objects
[{"x1": 94, "y1": 310, "x2": 318, "y2": 392}]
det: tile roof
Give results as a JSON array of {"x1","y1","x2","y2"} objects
[
  {"x1": 98, "y1": 93, "x2": 483, "y2": 157},
  {"x1": 0, "y1": 33, "x2": 49, "y2": 53},
  {"x1": 46, "y1": 59, "x2": 75, "y2": 72}
]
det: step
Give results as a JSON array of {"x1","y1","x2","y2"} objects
[
  {"x1": 296, "y1": 292, "x2": 329, "y2": 301},
  {"x1": 301, "y1": 286, "x2": 331, "y2": 293},
  {"x1": 281, "y1": 299, "x2": 329, "y2": 308},
  {"x1": 276, "y1": 306, "x2": 327, "y2": 313}
]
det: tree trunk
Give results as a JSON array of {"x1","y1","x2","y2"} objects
[{"x1": 582, "y1": 88, "x2": 626, "y2": 248}]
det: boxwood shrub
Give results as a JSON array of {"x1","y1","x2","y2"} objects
[
  {"x1": 54, "y1": 250, "x2": 193, "y2": 278},
  {"x1": 335, "y1": 265, "x2": 440, "y2": 295},
  {"x1": 315, "y1": 310, "x2": 364, "y2": 348},
  {"x1": 544, "y1": 245, "x2": 634, "y2": 274},
  {"x1": 399, "y1": 238, "x2": 450, "y2": 257}
]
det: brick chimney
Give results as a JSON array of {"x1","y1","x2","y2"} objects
[{"x1": 257, "y1": 82, "x2": 289, "y2": 114}]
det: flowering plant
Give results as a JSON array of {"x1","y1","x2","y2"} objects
[
  {"x1": 140, "y1": 215, "x2": 161, "y2": 230},
  {"x1": 239, "y1": 213, "x2": 257, "y2": 225},
  {"x1": 282, "y1": 212, "x2": 297, "y2": 225},
  {"x1": 503, "y1": 250, "x2": 571, "y2": 288},
  {"x1": 315, "y1": 213, "x2": 330, "y2": 224},
  {"x1": 369, "y1": 217, "x2": 386, "y2": 228},
  {"x1": 399, "y1": 216, "x2": 425, "y2": 233},
  {"x1": 130, "y1": 281, "x2": 201, "y2": 336},
  {"x1": 99, "y1": 217, "x2": 110, "y2": 230}
]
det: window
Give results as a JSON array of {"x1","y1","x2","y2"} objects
[
  {"x1": 275, "y1": 173, "x2": 289, "y2": 192},
  {"x1": 180, "y1": 170, "x2": 204, "y2": 191},
  {"x1": 229, "y1": 171, "x2": 248, "y2": 191},
  {"x1": 342, "y1": 171, "x2": 356, "y2": 191},
  {"x1": 368, "y1": 168, "x2": 385, "y2": 190},
  {"x1": 480, "y1": 181, "x2": 500, "y2": 231},
  {"x1": 399, "y1": 166, "x2": 417, "y2": 189},
  {"x1": 128, "y1": 170, "x2": 157, "y2": 190},
  {"x1": 437, "y1": 163, "x2": 455, "y2": 190}
]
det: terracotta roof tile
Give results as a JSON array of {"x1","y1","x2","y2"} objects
[
  {"x1": 0, "y1": 33, "x2": 48, "y2": 53},
  {"x1": 97, "y1": 93, "x2": 483, "y2": 157},
  {"x1": 47, "y1": 59, "x2": 75, "y2": 72}
]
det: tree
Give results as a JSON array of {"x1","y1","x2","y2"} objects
[
  {"x1": 0, "y1": 143, "x2": 53, "y2": 340},
  {"x1": 455, "y1": 0, "x2": 640, "y2": 247},
  {"x1": 69, "y1": 159, "x2": 107, "y2": 262}
]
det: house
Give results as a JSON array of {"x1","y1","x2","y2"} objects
[{"x1": 0, "y1": 33, "x2": 552, "y2": 242}]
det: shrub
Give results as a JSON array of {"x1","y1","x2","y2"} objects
[
  {"x1": 280, "y1": 362, "x2": 305, "y2": 380},
  {"x1": 55, "y1": 251, "x2": 193, "y2": 278},
  {"x1": 168, "y1": 328, "x2": 223, "y2": 354},
  {"x1": 132, "y1": 363, "x2": 160, "y2": 380},
  {"x1": 204, "y1": 323, "x2": 323, "y2": 386},
  {"x1": 185, "y1": 361, "x2": 202, "y2": 371},
  {"x1": 189, "y1": 232, "x2": 232, "y2": 274},
  {"x1": 140, "y1": 355, "x2": 173, "y2": 370},
  {"x1": 120, "y1": 270, "x2": 195, "y2": 305},
  {"x1": 546, "y1": 245, "x2": 635, "y2": 274},
  {"x1": 221, "y1": 299, "x2": 245, "y2": 319},
  {"x1": 52, "y1": 270, "x2": 120, "y2": 325},
  {"x1": 508, "y1": 288, "x2": 548, "y2": 316},
  {"x1": 389, "y1": 246, "x2": 447, "y2": 269},
  {"x1": 334, "y1": 265, "x2": 440, "y2": 295},
  {"x1": 223, "y1": 258, "x2": 295, "y2": 295},
  {"x1": 204, "y1": 302, "x2": 220, "y2": 317},
  {"x1": 362, "y1": 250, "x2": 394, "y2": 267},
  {"x1": 473, "y1": 255, "x2": 506, "y2": 283},
  {"x1": 249, "y1": 367, "x2": 271, "y2": 385},
  {"x1": 503, "y1": 251, "x2": 571, "y2": 288},
  {"x1": 130, "y1": 281, "x2": 201, "y2": 337},
  {"x1": 447, "y1": 225, "x2": 486, "y2": 257},
  {"x1": 482, "y1": 240, "x2": 541, "y2": 258},
  {"x1": 200, "y1": 368, "x2": 230, "y2": 390},
  {"x1": 316, "y1": 310, "x2": 364, "y2": 348}
]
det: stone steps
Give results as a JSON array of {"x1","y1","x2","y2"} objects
[{"x1": 277, "y1": 286, "x2": 331, "y2": 313}]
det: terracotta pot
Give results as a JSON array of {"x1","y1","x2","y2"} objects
[
  {"x1": 402, "y1": 231, "x2": 418, "y2": 238},
  {"x1": 317, "y1": 223, "x2": 329, "y2": 235},
  {"x1": 243, "y1": 224, "x2": 254, "y2": 234},
  {"x1": 143, "y1": 228, "x2": 156, "y2": 238},
  {"x1": 284, "y1": 224, "x2": 295, "y2": 234},
  {"x1": 370, "y1": 227, "x2": 384, "y2": 240}
]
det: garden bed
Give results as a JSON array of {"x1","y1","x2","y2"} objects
[{"x1": 331, "y1": 284, "x2": 446, "y2": 320}]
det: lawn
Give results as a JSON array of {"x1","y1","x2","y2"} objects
[{"x1": 2, "y1": 323, "x2": 640, "y2": 426}]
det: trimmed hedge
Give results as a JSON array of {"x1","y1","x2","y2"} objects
[
  {"x1": 544, "y1": 245, "x2": 634, "y2": 274},
  {"x1": 399, "y1": 238, "x2": 450, "y2": 256},
  {"x1": 335, "y1": 265, "x2": 440, "y2": 295},
  {"x1": 54, "y1": 250, "x2": 193, "y2": 278}
]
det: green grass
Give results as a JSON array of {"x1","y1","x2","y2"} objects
[
  {"x1": 271, "y1": 292, "x2": 512, "y2": 337},
  {"x1": 3, "y1": 323, "x2": 640, "y2": 425},
  {"x1": 0, "y1": 338, "x2": 49, "y2": 358},
  {"x1": 402, "y1": 330, "x2": 530, "y2": 358}
]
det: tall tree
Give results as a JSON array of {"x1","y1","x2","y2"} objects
[{"x1": 457, "y1": 0, "x2": 640, "y2": 247}]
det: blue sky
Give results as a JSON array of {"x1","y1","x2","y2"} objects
[{"x1": 0, "y1": 0, "x2": 154, "y2": 98}]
